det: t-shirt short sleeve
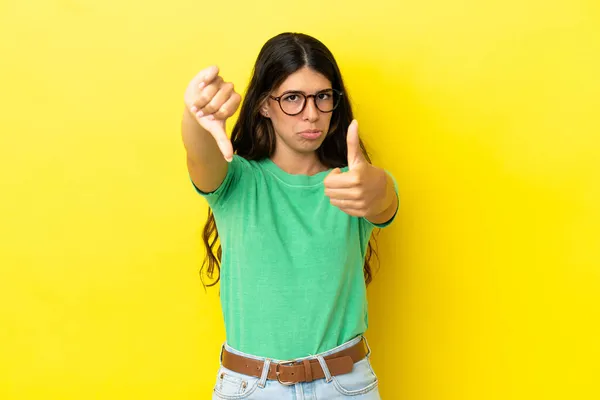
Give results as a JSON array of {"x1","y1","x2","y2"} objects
[
  {"x1": 362, "y1": 169, "x2": 400, "y2": 229},
  {"x1": 189, "y1": 155, "x2": 249, "y2": 209}
]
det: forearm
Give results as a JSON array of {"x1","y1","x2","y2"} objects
[
  {"x1": 181, "y1": 106, "x2": 223, "y2": 165},
  {"x1": 366, "y1": 173, "x2": 398, "y2": 225},
  {"x1": 181, "y1": 105, "x2": 228, "y2": 193}
]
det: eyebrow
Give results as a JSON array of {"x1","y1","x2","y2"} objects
[{"x1": 279, "y1": 88, "x2": 333, "y2": 95}]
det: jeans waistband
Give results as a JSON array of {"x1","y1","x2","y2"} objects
[{"x1": 220, "y1": 334, "x2": 371, "y2": 364}]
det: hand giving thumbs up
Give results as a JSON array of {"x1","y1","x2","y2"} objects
[{"x1": 324, "y1": 120, "x2": 397, "y2": 222}]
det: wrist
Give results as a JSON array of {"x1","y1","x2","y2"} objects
[{"x1": 366, "y1": 172, "x2": 397, "y2": 221}]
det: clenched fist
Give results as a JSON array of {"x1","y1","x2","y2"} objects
[{"x1": 183, "y1": 65, "x2": 241, "y2": 162}]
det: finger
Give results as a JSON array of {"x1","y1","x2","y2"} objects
[
  {"x1": 323, "y1": 171, "x2": 360, "y2": 189},
  {"x1": 191, "y1": 76, "x2": 224, "y2": 114},
  {"x1": 213, "y1": 92, "x2": 241, "y2": 120},
  {"x1": 338, "y1": 208, "x2": 364, "y2": 217},
  {"x1": 330, "y1": 198, "x2": 362, "y2": 208},
  {"x1": 323, "y1": 167, "x2": 342, "y2": 187},
  {"x1": 198, "y1": 65, "x2": 220, "y2": 87},
  {"x1": 324, "y1": 187, "x2": 361, "y2": 201},
  {"x1": 205, "y1": 123, "x2": 233, "y2": 162},
  {"x1": 201, "y1": 82, "x2": 234, "y2": 115},
  {"x1": 346, "y1": 119, "x2": 365, "y2": 170},
  {"x1": 216, "y1": 137, "x2": 234, "y2": 163},
  {"x1": 329, "y1": 199, "x2": 364, "y2": 214}
]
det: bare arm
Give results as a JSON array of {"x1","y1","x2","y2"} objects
[
  {"x1": 181, "y1": 106, "x2": 228, "y2": 193},
  {"x1": 181, "y1": 66, "x2": 241, "y2": 193}
]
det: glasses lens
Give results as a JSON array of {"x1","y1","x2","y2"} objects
[
  {"x1": 316, "y1": 90, "x2": 339, "y2": 112},
  {"x1": 280, "y1": 93, "x2": 305, "y2": 115}
]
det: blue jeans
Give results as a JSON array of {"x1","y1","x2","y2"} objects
[{"x1": 212, "y1": 334, "x2": 381, "y2": 399}]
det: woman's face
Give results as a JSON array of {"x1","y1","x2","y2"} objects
[{"x1": 262, "y1": 66, "x2": 334, "y2": 157}]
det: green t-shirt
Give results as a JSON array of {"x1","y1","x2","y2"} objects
[{"x1": 193, "y1": 155, "x2": 398, "y2": 360}]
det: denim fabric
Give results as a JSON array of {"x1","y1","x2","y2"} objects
[{"x1": 212, "y1": 334, "x2": 381, "y2": 399}]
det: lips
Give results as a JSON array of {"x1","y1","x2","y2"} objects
[{"x1": 299, "y1": 130, "x2": 322, "y2": 140}]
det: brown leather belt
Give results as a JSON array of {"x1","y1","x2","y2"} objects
[{"x1": 221, "y1": 338, "x2": 368, "y2": 385}]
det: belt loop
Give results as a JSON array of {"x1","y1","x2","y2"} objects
[
  {"x1": 315, "y1": 355, "x2": 333, "y2": 383},
  {"x1": 219, "y1": 341, "x2": 227, "y2": 363},
  {"x1": 258, "y1": 358, "x2": 271, "y2": 388},
  {"x1": 362, "y1": 335, "x2": 372, "y2": 358},
  {"x1": 302, "y1": 359, "x2": 313, "y2": 383}
]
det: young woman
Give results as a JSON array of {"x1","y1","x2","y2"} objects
[{"x1": 181, "y1": 32, "x2": 399, "y2": 400}]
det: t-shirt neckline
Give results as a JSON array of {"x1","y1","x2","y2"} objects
[{"x1": 259, "y1": 158, "x2": 333, "y2": 187}]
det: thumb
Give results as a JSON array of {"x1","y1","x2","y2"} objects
[
  {"x1": 198, "y1": 116, "x2": 233, "y2": 162},
  {"x1": 346, "y1": 119, "x2": 365, "y2": 169}
]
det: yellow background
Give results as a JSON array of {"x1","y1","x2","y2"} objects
[{"x1": 1, "y1": 0, "x2": 599, "y2": 399}]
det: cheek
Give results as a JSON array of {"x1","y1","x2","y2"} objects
[
  {"x1": 322, "y1": 115, "x2": 333, "y2": 131},
  {"x1": 271, "y1": 113, "x2": 299, "y2": 135}
]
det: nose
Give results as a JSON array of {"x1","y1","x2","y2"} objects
[{"x1": 301, "y1": 97, "x2": 320, "y2": 122}]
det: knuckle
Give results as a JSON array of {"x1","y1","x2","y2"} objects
[
  {"x1": 203, "y1": 103, "x2": 218, "y2": 114},
  {"x1": 197, "y1": 94, "x2": 212, "y2": 106},
  {"x1": 215, "y1": 107, "x2": 228, "y2": 118}
]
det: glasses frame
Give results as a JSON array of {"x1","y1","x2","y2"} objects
[{"x1": 269, "y1": 88, "x2": 344, "y2": 116}]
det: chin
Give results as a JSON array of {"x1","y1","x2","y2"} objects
[{"x1": 298, "y1": 139, "x2": 325, "y2": 152}]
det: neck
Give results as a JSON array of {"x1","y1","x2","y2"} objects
[{"x1": 270, "y1": 148, "x2": 327, "y2": 176}]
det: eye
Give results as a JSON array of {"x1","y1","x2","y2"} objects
[
  {"x1": 317, "y1": 91, "x2": 332, "y2": 100},
  {"x1": 282, "y1": 93, "x2": 302, "y2": 102}
]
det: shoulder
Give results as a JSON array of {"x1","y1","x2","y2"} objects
[{"x1": 191, "y1": 155, "x2": 262, "y2": 207}]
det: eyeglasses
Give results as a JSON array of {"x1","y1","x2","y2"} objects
[{"x1": 269, "y1": 89, "x2": 343, "y2": 116}]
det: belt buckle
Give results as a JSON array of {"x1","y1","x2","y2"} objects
[{"x1": 275, "y1": 360, "x2": 298, "y2": 386}]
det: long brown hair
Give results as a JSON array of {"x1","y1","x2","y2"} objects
[{"x1": 200, "y1": 32, "x2": 380, "y2": 289}]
